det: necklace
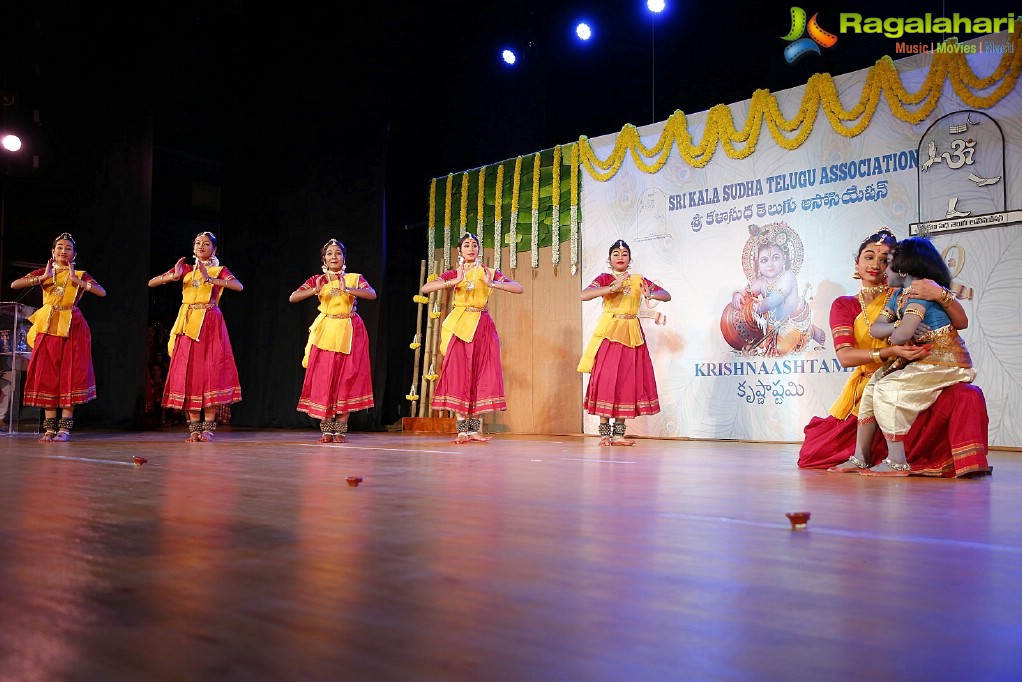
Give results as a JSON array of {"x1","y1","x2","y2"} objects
[
  {"x1": 859, "y1": 283, "x2": 886, "y2": 296},
  {"x1": 613, "y1": 271, "x2": 631, "y2": 296},
  {"x1": 857, "y1": 286, "x2": 892, "y2": 328},
  {"x1": 50, "y1": 266, "x2": 73, "y2": 299},
  {"x1": 464, "y1": 263, "x2": 478, "y2": 291}
]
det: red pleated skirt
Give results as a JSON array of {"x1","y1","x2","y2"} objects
[
  {"x1": 23, "y1": 310, "x2": 97, "y2": 409},
  {"x1": 162, "y1": 308, "x2": 242, "y2": 411},
  {"x1": 431, "y1": 312, "x2": 506, "y2": 416},
  {"x1": 297, "y1": 315, "x2": 374, "y2": 420},
  {"x1": 583, "y1": 338, "x2": 660, "y2": 419},
  {"x1": 798, "y1": 382, "x2": 989, "y2": 477}
]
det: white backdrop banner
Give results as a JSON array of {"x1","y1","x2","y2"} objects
[{"x1": 579, "y1": 32, "x2": 1022, "y2": 447}]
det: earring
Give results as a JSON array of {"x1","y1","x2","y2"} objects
[
  {"x1": 852, "y1": 271, "x2": 861, "y2": 279},
  {"x1": 321, "y1": 263, "x2": 329, "y2": 274}
]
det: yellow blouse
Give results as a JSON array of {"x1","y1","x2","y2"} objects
[
  {"x1": 26, "y1": 268, "x2": 89, "y2": 347},
  {"x1": 438, "y1": 265, "x2": 507, "y2": 355},
  {"x1": 577, "y1": 273, "x2": 648, "y2": 373},
  {"x1": 302, "y1": 273, "x2": 367, "y2": 367},
  {"x1": 168, "y1": 266, "x2": 230, "y2": 355}
]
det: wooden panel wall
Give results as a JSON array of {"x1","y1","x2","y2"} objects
[{"x1": 431, "y1": 244, "x2": 583, "y2": 435}]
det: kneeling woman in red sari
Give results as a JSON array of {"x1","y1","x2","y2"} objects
[
  {"x1": 578, "y1": 240, "x2": 671, "y2": 446},
  {"x1": 420, "y1": 232, "x2": 523, "y2": 444},
  {"x1": 149, "y1": 231, "x2": 243, "y2": 442},
  {"x1": 11, "y1": 233, "x2": 106, "y2": 441},
  {"x1": 798, "y1": 229, "x2": 988, "y2": 477},
  {"x1": 289, "y1": 239, "x2": 376, "y2": 443}
]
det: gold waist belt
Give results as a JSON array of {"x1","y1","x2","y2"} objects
[
  {"x1": 614, "y1": 313, "x2": 637, "y2": 319},
  {"x1": 187, "y1": 303, "x2": 218, "y2": 310},
  {"x1": 50, "y1": 305, "x2": 76, "y2": 312},
  {"x1": 454, "y1": 306, "x2": 488, "y2": 313},
  {"x1": 915, "y1": 324, "x2": 954, "y2": 342},
  {"x1": 325, "y1": 312, "x2": 355, "y2": 319}
]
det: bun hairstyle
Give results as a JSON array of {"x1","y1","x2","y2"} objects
[
  {"x1": 53, "y1": 232, "x2": 76, "y2": 249},
  {"x1": 608, "y1": 239, "x2": 630, "y2": 257},
  {"x1": 856, "y1": 227, "x2": 897, "y2": 258},
  {"x1": 321, "y1": 238, "x2": 346, "y2": 260}
]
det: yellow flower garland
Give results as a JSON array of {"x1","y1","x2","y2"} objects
[
  {"x1": 477, "y1": 166, "x2": 486, "y2": 253},
  {"x1": 570, "y1": 143, "x2": 579, "y2": 275},
  {"x1": 531, "y1": 152, "x2": 541, "y2": 268},
  {"x1": 494, "y1": 162, "x2": 504, "y2": 271},
  {"x1": 459, "y1": 171, "x2": 469, "y2": 235},
  {"x1": 428, "y1": 178, "x2": 437, "y2": 260},
  {"x1": 509, "y1": 156, "x2": 522, "y2": 270},
  {"x1": 577, "y1": 29, "x2": 1022, "y2": 181}
]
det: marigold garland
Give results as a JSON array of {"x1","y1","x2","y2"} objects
[
  {"x1": 509, "y1": 156, "x2": 522, "y2": 271},
  {"x1": 531, "y1": 152, "x2": 541, "y2": 268},
  {"x1": 576, "y1": 28, "x2": 1022, "y2": 181},
  {"x1": 570, "y1": 143, "x2": 579, "y2": 275},
  {"x1": 428, "y1": 179, "x2": 437, "y2": 262},
  {"x1": 412, "y1": 294, "x2": 429, "y2": 304},
  {"x1": 494, "y1": 163, "x2": 504, "y2": 272},
  {"x1": 477, "y1": 166, "x2": 486, "y2": 256},
  {"x1": 459, "y1": 171, "x2": 469, "y2": 236}
]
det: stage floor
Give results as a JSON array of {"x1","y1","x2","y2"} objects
[{"x1": 1, "y1": 429, "x2": 1020, "y2": 681}]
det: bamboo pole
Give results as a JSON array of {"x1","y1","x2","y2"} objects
[
  {"x1": 407, "y1": 259, "x2": 428, "y2": 417},
  {"x1": 418, "y1": 258, "x2": 442, "y2": 417}
]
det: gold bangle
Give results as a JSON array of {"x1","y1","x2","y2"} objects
[
  {"x1": 85, "y1": 281, "x2": 93, "y2": 292},
  {"x1": 940, "y1": 289, "x2": 955, "y2": 306},
  {"x1": 870, "y1": 348, "x2": 883, "y2": 363}
]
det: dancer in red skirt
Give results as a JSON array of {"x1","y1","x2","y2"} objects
[
  {"x1": 577, "y1": 240, "x2": 670, "y2": 446},
  {"x1": 148, "y1": 231, "x2": 243, "y2": 442},
  {"x1": 289, "y1": 239, "x2": 376, "y2": 443},
  {"x1": 420, "y1": 232, "x2": 523, "y2": 444},
  {"x1": 10, "y1": 233, "x2": 106, "y2": 441}
]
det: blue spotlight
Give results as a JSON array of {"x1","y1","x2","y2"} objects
[
  {"x1": 501, "y1": 49, "x2": 517, "y2": 65},
  {"x1": 576, "y1": 22, "x2": 592, "y2": 41},
  {"x1": 647, "y1": 0, "x2": 665, "y2": 13}
]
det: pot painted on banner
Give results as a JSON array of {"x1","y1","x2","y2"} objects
[{"x1": 720, "y1": 291, "x2": 763, "y2": 351}]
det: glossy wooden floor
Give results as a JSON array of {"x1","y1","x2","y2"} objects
[{"x1": 1, "y1": 429, "x2": 1020, "y2": 682}]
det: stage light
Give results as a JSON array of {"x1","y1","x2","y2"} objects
[
  {"x1": 1, "y1": 134, "x2": 22, "y2": 153},
  {"x1": 502, "y1": 49, "x2": 517, "y2": 65},
  {"x1": 576, "y1": 23, "x2": 592, "y2": 41},
  {"x1": 647, "y1": 0, "x2": 665, "y2": 13}
]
